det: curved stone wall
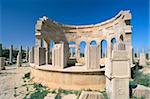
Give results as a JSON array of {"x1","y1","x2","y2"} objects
[{"x1": 31, "y1": 67, "x2": 106, "y2": 91}]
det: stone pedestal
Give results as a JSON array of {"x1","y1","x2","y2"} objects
[
  {"x1": 29, "y1": 47, "x2": 34, "y2": 63},
  {"x1": 106, "y1": 78, "x2": 129, "y2": 99},
  {"x1": 0, "y1": 57, "x2": 5, "y2": 70},
  {"x1": 139, "y1": 52, "x2": 146, "y2": 66},
  {"x1": 17, "y1": 52, "x2": 22, "y2": 67},
  {"x1": 85, "y1": 45, "x2": 100, "y2": 69},
  {"x1": 52, "y1": 42, "x2": 68, "y2": 69},
  {"x1": 34, "y1": 47, "x2": 46, "y2": 66},
  {"x1": 105, "y1": 42, "x2": 130, "y2": 99}
]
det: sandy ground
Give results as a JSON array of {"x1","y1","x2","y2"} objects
[
  {"x1": 0, "y1": 63, "x2": 78, "y2": 99},
  {"x1": 0, "y1": 63, "x2": 31, "y2": 99}
]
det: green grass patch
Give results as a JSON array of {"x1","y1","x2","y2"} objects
[{"x1": 30, "y1": 90, "x2": 49, "y2": 99}]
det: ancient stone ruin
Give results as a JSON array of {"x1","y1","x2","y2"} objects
[{"x1": 30, "y1": 10, "x2": 133, "y2": 99}]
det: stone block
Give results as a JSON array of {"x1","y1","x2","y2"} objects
[
  {"x1": 52, "y1": 42, "x2": 68, "y2": 69},
  {"x1": 106, "y1": 78, "x2": 129, "y2": 99},
  {"x1": 105, "y1": 55, "x2": 130, "y2": 78},
  {"x1": 29, "y1": 47, "x2": 34, "y2": 63},
  {"x1": 118, "y1": 42, "x2": 126, "y2": 50},
  {"x1": 112, "y1": 50, "x2": 128, "y2": 59},
  {"x1": 133, "y1": 85, "x2": 150, "y2": 99},
  {"x1": 105, "y1": 42, "x2": 130, "y2": 99},
  {"x1": 85, "y1": 45, "x2": 100, "y2": 69},
  {"x1": 34, "y1": 47, "x2": 46, "y2": 66},
  {"x1": 79, "y1": 91, "x2": 103, "y2": 99},
  {"x1": 0, "y1": 57, "x2": 5, "y2": 70},
  {"x1": 139, "y1": 53, "x2": 146, "y2": 66}
]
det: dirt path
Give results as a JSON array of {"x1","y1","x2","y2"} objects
[{"x1": 0, "y1": 63, "x2": 31, "y2": 99}]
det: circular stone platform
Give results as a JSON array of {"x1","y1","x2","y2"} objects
[{"x1": 30, "y1": 64, "x2": 106, "y2": 91}]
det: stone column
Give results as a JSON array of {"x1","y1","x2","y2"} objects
[
  {"x1": 76, "y1": 44, "x2": 80, "y2": 63},
  {"x1": 105, "y1": 48, "x2": 107, "y2": 58},
  {"x1": 98, "y1": 44, "x2": 101, "y2": 59},
  {"x1": 44, "y1": 40, "x2": 50, "y2": 64},
  {"x1": 34, "y1": 47, "x2": 46, "y2": 66},
  {"x1": 29, "y1": 46, "x2": 34, "y2": 63},
  {"x1": 52, "y1": 42, "x2": 68, "y2": 68},
  {"x1": 85, "y1": 45, "x2": 100, "y2": 69},
  {"x1": 19, "y1": 45, "x2": 22, "y2": 63},
  {"x1": 26, "y1": 47, "x2": 29, "y2": 62},
  {"x1": 107, "y1": 41, "x2": 111, "y2": 58},
  {"x1": 0, "y1": 44, "x2": 2, "y2": 57},
  {"x1": 17, "y1": 52, "x2": 22, "y2": 67},
  {"x1": 126, "y1": 43, "x2": 133, "y2": 65},
  {"x1": 0, "y1": 57, "x2": 5, "y2": 70},
  {"x1": 136, "y1": 48, "x2": 139, "y2": 58},
  {"x1": 9, "y1": 45, "x2": 13, "y2": 64},
  {"x1": 139, "y1": 48, "x2": 146, "y2": 66},
  {"x1": 0, "y1": 44, "x2": 5, "y2": 70}
]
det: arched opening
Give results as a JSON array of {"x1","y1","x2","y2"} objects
[
  {"x1": 50, "y1": 40, "x2": 54, "y2": 50},
  {"x1": 111, "y1": 38, "x2": 117, "y2": 50},
  {"x1": 80, "y1": 41, "x2": 86, "y2": 57},
  {"x1": 90, "y1": 40, "x2": 97, "y2": 45},
  {"x1": 101, "y1": 40, "x2": 107, "y2": 58},
  {"x1": 49, "y1": 40, "x2": 54, "y2": 64},
  {"x1": 69, "y1": 42, "x2": 76, "y2": 58},
  {"x1": 120, "y1": 35, "x2": 124, "y2": 41}
]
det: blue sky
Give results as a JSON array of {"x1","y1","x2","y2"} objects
[{"x1": 0, "y1": 0, "x2": 149, "y2": 52}]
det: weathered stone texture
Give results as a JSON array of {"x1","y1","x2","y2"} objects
[
  {"x1": 105, "y1": 42, "x2": 130, "y2": 99},
  {"x1": 52, "y1": 42, "x2": 68, "y2": 68},
  {"x1": 9, "y1": 45, "x2": 13, "y2": 64},
  {"x1": 133, "y1": 85, "x2": 150, "y2": 99},
  {"x1": 29, "y1": 46, "x2": 34, "y2": 63},
  {"x1": 17, "y1": 52, "x2": 22, "y2": 67},
  {"x1": 79, "y1": 91, "x2": 104, "y2": 99},
  {"x1": 85, "y1": 45, "x2": 100, "y2": 69},
  {"x1": 0, "y1": 57, "x2": 5, "y2": 70},
  {"x1": 139, "y1": 51, "x2": 146, "y2": 66},
  {"x1": 34, "y1": 47, "x2": 46, "y2": 66}
]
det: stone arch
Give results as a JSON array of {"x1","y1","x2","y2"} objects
[
  {"x1": 100, "y1": 40, "x2": 107, "y2": 58},
  {"x1": 80, "y1": 41, "x2": 86, "y2": 57},
  {"x1": 90, "y1": 40, "x2": 97, "y2": 45}
]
